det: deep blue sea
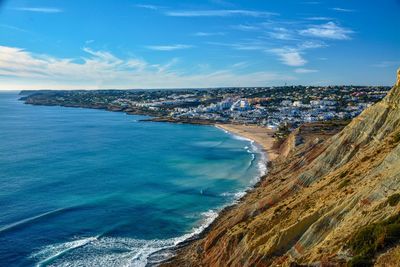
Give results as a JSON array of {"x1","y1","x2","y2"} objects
[{"x1": 0, "y1": 92, "x2": 265, "y2": 267}]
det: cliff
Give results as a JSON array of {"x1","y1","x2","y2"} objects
[{"x1": 163, "y1": 70, "x2": 400, "y2": 266}]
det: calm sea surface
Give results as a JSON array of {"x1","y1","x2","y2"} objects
[{"x1": 0, "y1": 92, "x2": 264, "y2": 266}]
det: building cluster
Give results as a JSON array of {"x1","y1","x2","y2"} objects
[
  {"x1": 151, "y1": 86, "x2": 389, "y2": 128},
  {"x1": 23, "y1": 85, "x2": 391, "y2": 129}
]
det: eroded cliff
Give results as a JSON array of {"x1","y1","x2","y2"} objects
[{"x1": 163, "y1": 70, "x2": 400, "y2": 266}]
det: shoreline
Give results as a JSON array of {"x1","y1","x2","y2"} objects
[
  {"x1": 148, "y1": 124, "x2": 279, "y2": 265},
  {"x1": 215, "y1": 123, "x2": 278, "y2": 161}
]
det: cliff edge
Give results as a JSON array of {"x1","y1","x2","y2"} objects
[{"x1": 162, "y1": 70, "x2": 400, "y2": 266}]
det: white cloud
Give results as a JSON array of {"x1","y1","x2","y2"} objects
[
  {"x1": 207, "y1": 41, "x2": 266, "y2": 51},
  {"x1": 231, "y1": 61, "x2": 249, "y2": 68},
  {"x1": 135, "y1": 4, "x2": 164, "y2": 10},
  {"x1": 268, "y1": 27, "x2": 296, "y2": 40},
  {"x1": 233, "y1": 44, "x2": 266, "y2": 51},
  {"x1": 298, "y1": 40, "x2": 327, "y2": 49},
  {"x1": 231, "y1": 24, "x2": 260, "y2": 31},
  {"x1": 210, "y1": 38, "x2": 327, "y2": 68},
  {"x1": 331, "y1": 7, "x2": 355, "y2": 13},
  {"x1": 268, "y1": 41, "x2": 326, "y2": 67},
  {"x1": 152, "y1": 58, "x2": 180, "y2": 73},
  {"x1": 165, "y1": 9, "x2": 277, "y2": 17},
  {"x1": 0, "y1": 24, "x2": 27, "y2": 32},
  {"x1": 125, "y1": 59, "x2": 148, "y2": 71},
  {"x1": 209, "y1": 39, "x2": 325, "y2": 67},
  {"x1": 145, "y1": 44, "x2": 194, "y2": 51},
  {"x1": 13, "y1": 7, "x2": 63, "y2": 13},
  {"x1": 306, "y1": 17, "x2": 333, "y2": 21},
  {"x1": 0, "y1": 46, "x2": 294, "y2": 90},
  {"x1": 193, "y1": 32, "x2": 225, "y2": 37},
  {"x1": 295, "y1": 68, "x2": 318, "y2": 73},
  {"x1": 269, "y1": 48, "x2": 307, "y2": 67},
  {"x1": 299, "y1": 22, "x2": 353, "y2": 40}
]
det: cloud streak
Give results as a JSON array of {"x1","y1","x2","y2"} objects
[
  {"x1": 231, "y1": 24, "x2": 260, "y2": 31},
  {"x1": 295, "y1": 68, "x2": 318, "y2": 73},
  {"x1": 331, "y1": 7, "x2": 355, "y2": 13},
  {"x1": 306, "y1": 17, "x2": 333, "y2": 21},
  {"x1": 13, "y1": 7, "x2": 63, "y2": 13},
  {"x1": 165, "y1": 9, "x2": 277, "y2": 17},
  {"x1": 269, "y1": 48, "x2": 307, "y2": 67},
  {"x1": 268, "y1": 27, "x2": 297, "y2": 40},
  {"x1": 208, "y1": 39, "x2": 327, "y2": 67},
  {"x1": 145, "y1": 44, "x2": 194, "y2": 51},
  {"x1": 193, "y1": 32, "x2": 226, "y2": 37},
  {"x1": 0, "y1": 24, "x2": 27, "y2": 32},
  {"x1": 135, "y1": 4, "x2": 164, "y2": 10},
  {"x1": 0, "y1": 46, "x2": 294, "y2": 90},
  {"x1": 207, "y1": 41, "x2": 267, "y2": 51},
  {"x1": 299, "y1": 22, "x2": 353, "y2": 40}
]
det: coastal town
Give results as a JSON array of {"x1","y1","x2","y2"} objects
[
  {"x1": 21, "y1": 85, "x2": 390, "y2": 130},
  {"x1": 3, "y1": 0, "x2": 400, "y2": 264}
]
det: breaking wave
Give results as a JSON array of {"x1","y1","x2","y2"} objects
[{"x1": 30, "y1": 211, "x2": 219, "y2": 267}]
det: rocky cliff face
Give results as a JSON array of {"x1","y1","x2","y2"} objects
[{"x1": 163, "y1": 70, "x2": 400, "y2": 266}]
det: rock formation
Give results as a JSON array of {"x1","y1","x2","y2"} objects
[
  {"x1": 163, "y1": 70, "x2": 400, "y2": 266},
  {"x1": 397, "y1": 68, "x2": 400, "y2": 87}
]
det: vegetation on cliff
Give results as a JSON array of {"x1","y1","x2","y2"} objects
[{"x1": 348, "y1": 212, "x2": 400, "y2": 266}]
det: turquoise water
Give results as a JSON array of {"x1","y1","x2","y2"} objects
[{"x1": 0, "y1": 92, "x2": 265, "y2": 266}]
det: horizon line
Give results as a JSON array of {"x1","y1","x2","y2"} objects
[{"x1": 0, "y1": 84, "x2": 394, "y2": 92}]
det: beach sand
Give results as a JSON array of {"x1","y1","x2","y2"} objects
[{"x1": 216, "y1": 124, "x2": 278, "y2": 161}]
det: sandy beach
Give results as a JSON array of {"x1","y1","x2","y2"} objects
[{"x1": 216, "y1": 124, "x2": 278, "y2": 161}]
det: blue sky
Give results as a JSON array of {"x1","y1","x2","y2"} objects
[{"x1": 0, "y1": 0, "x2": 399, "y2": 89}]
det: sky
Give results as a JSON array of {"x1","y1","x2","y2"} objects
[{"x1": 0, "y1": 0, "x2": 399, "y2": 90}]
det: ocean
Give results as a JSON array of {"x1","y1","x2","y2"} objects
[{"x1": 0, "y1": 92, "x2": 265, "y2": 266}]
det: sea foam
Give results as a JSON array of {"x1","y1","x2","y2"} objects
[{"x1": 31, "y1": 211, "x2": 219, "y2": 267}]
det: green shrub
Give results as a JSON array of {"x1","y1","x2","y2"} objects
[
  {"x1": 388, "y1": 193, "x2": 400, "y2": 206},
  {"x1": 361, "y1": 155, "x2": 371, "y2": 162},
  {"x1": 393, "y1": 132, "x2": 400, "y2": 144},
  {"x1": 349, "y1": 225, "x2": 378, "y2": 257},
  {"x1": 385, "y1": 224, "x2": 400, "y2": 244},
  {"x1": 348, "y1": 213, "x2": 400, "y2": 265},
  {"x1": 348, "y1": 255, "x2": 372, "y2": 267},
  {"x1": 339, "y1": 170, "x2": 349, "y2": 178},
  {"x1": 338, "y1": 179, "x2": 350, "y2": 189}
]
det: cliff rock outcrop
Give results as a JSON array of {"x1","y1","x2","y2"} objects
[
  {"x1": 163, "y1": 70, "x2": 400, "y2": 266},
  {"x1": 397, "y1": 68, "x2": 400, "y2": 87}
]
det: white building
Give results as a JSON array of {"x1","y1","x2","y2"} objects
[{"x1": 230, "y1": 99, "x2": 251, "y2": 111}]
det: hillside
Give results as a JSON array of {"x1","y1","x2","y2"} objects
[{"x1": 162, "y1": 70, "x2": 400, "y2": 267}]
